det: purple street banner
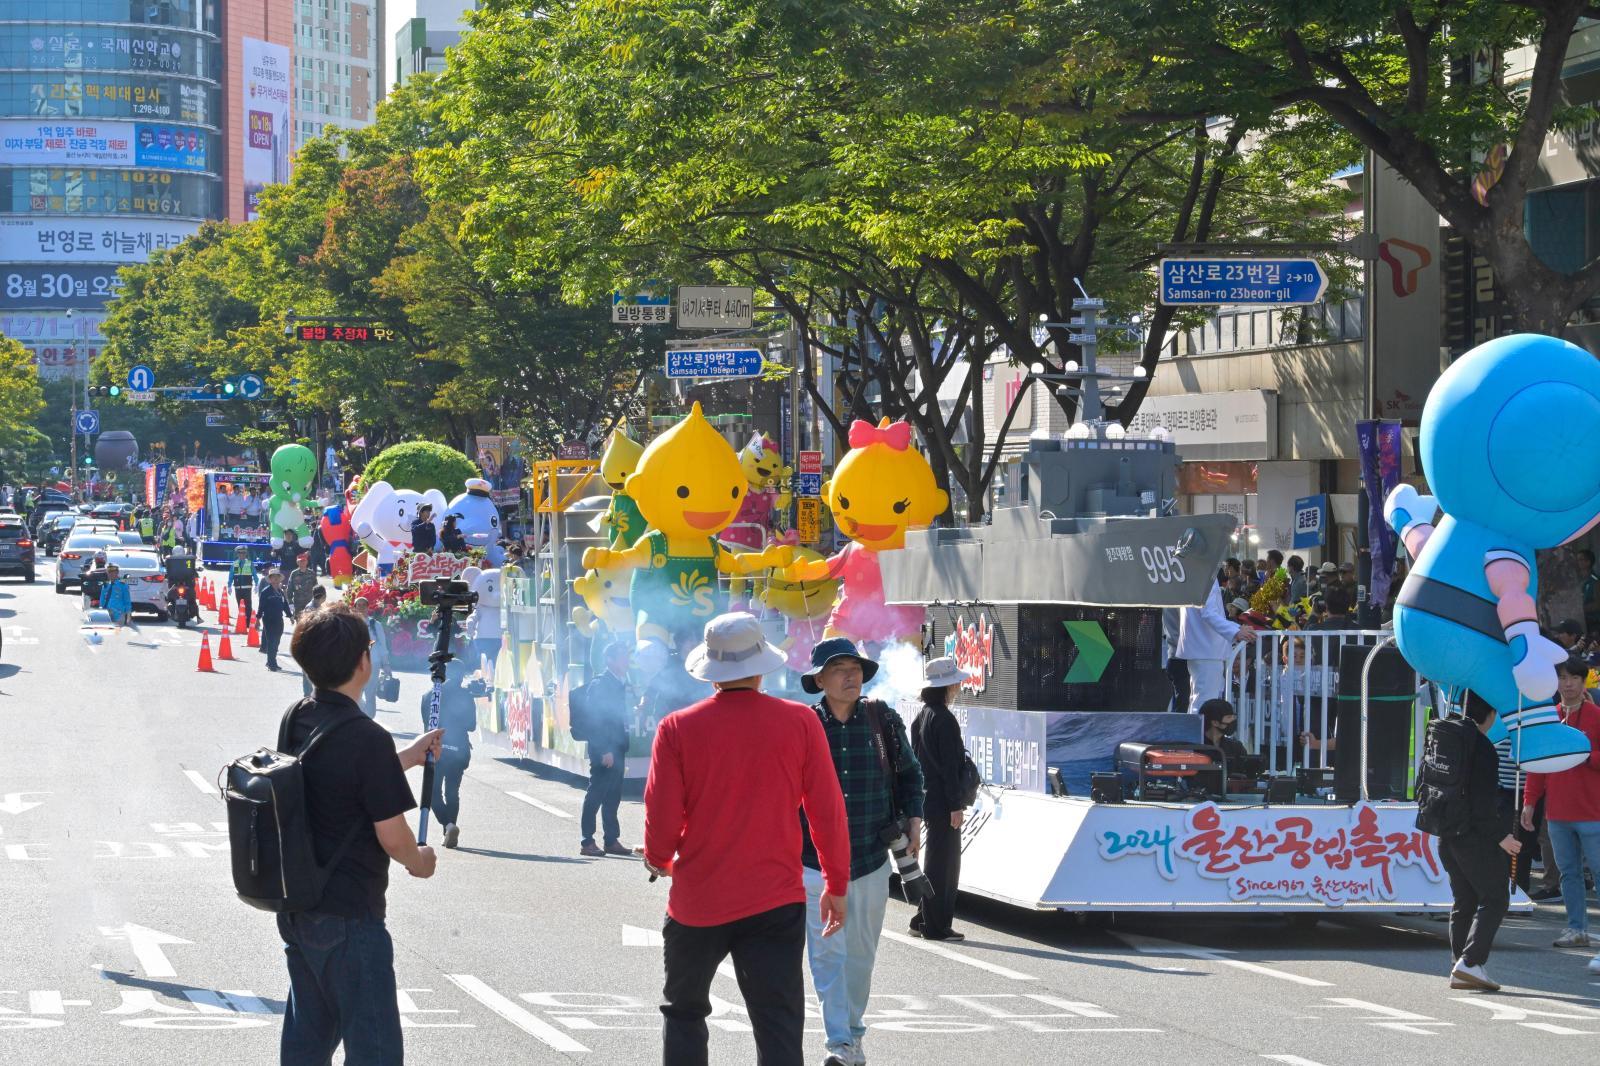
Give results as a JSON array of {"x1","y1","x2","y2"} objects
[{"x1": 1356, "y1": 420, "x2": 1404, "y2": 607}]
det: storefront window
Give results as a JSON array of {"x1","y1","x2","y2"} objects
[
  {"x1": 5, "y1": 73, "x2": 219, "y2": 127},
  {"x1": 0, "y1": 0, "x2": 218, "y2": 34},
  {"x1": 0, "y1": 26, "x2": 219, "y2": 79},
  {"x1": 0, "y1": 168, "x2": 219, "y2": 218}
]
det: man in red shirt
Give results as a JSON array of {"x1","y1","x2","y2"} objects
[
  {"x1": 1522, "y1": 656, "x2": 1600, "y2": 963},
  {"x1": 645, "y1": 612, "x2": 851, "y2": 1066}
]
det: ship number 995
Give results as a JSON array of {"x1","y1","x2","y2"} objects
[{"x1": 1141, "y1": 545, "x2": 1186, "y2": 584}]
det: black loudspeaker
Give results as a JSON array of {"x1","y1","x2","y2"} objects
[
  {"x1": 1047, "y1": 767, "x2": 1069, "y2": 797},
  {"x1": 1332, "y1": 645, "x2": 1415, "y2": 802},
  {"x1": 1090, "y1": 772, "x2": 1125, "y2": 804},
  {"x1": 1266, "y1": 776, "x2": 1298, "y2": 805}
]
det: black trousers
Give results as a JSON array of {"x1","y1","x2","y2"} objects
[
  {"x1": 234, "y1": 585, "x2": 253, "y2": 626},
  {"x1": 1500, "y1": 789, "x2": 1546, "y2": 893},
  {"x1": 662, "y1": 902, "x2": 805, "y2": 1066},
  {"x1": 915, "y1": 812, "x2": 962, "y2": 937},
  {"x1": 1440, "y1": 834, "x2": 1510, "y2": 968},
  {"x1": 428, "y1": 750, "x2": 470, "y2": 827},
  {"x1": 581, "y1": 758, "x2": 623, "y2": 846},
  {"x1": 1166, "y1": 656, "x2": 1190, "y2": 713}
]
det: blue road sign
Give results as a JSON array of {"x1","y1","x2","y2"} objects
[
  {"x1": 796, "y1": 472, "x2": 823, "y2": 497},
  {"x1": 1158, "y1": 258, "x2": 1328, "y2": 306},
  {"x1": 664, "y1": 346, "x2": 763, "y2": 380},
  {"x1": 75, "y1": 409, "x2": 99, "y2": 435},
  {"x1": 127, "y1": 364, "x2": 155, "y2": 391},
  {"x1": 238, "y1": 372, "x2": 265, "y2": 400}
]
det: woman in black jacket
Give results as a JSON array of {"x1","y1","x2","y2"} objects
[{"x1": 910, "y1": 656, "x2": 973, "y2": 941}]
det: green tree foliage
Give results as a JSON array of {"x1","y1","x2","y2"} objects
[
  {"x1": 434, "y1": 0, "x2": 1347, "y2": 515},
  {"x1": 362, "y1": 440, "x2": 478, "y2": 495},
  {"x1": 1063, "y1": 0, "x2": 1600, "y2": 333},
  {"x1": 0, "y1": 335, "x2": 46, "y2": 453}
]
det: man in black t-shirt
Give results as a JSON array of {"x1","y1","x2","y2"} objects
[{"x1": 280, "y1": 605, "x2": 442, "y2": 1064}]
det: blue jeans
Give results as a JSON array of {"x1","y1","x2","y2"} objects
[
  {"x1": 803, "y1": 862, "x2": 889, "y2": 1058},
  {"x1": 277, "y1": 912, "x2": 403, "y2": 1065},
  {"x1": 1548, "y1": 819, "x2": 1600, "y2": 933}
]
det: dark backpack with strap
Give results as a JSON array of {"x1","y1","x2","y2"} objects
[
  {"x1": 223, "y1": 699, "x2": 363, "y2": 913},
  {"x1": 1414, "y1": 715, "x2": 1478, "y2": 839}
]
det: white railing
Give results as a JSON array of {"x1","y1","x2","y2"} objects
[{"x1": 1221, "y1": 628, "x2": 1435, "y2": 792}]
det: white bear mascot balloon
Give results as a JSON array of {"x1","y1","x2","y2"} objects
[
  {"x1": 350, "y1": 480, "x2": 449, "y2": 574},
  {"x1": 448, "y1": 477, "x2": 505, "y2": 565}
]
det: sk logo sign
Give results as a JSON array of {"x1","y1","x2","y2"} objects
[{"x1": 1378, "y1": 238, "x2": 1432, "y2": 298}]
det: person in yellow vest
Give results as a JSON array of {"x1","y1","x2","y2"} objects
[{"x1": 230, "y1": 545, "x2": 257, "y2": 627}]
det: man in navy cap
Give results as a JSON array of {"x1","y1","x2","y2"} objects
[{"x1": 798, "y1": 638, "x2": 924, "y2": 1066}]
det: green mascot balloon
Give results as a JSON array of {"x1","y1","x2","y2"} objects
[{"x1": 268, "y1": 443, "x2": 317, "y2": 549}]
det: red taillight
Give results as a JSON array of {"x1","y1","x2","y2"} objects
[
  {"x1": 62, "y1": 551, "x2": 81, "y2": 560},
  {"x1": 16, "y1": 540, "x2": 31, "y2": 549},
  {"x1": 142, "y1": 574, "x2": 165, "y2": 583}
]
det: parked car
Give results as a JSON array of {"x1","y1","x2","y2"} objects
[
  {"x1": 0, "y1": 520, "x2": 36, "y2": 583},
  {"x1": 97, "y1": 551, "x2": 170, "y2": 620},
  {"x1": 56, "y1": 533, "x2": 127, "y2": 591}
]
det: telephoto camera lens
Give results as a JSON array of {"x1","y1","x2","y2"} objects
[{"x1": 879, "y1": 821, "x2": 935, "y2": 903}]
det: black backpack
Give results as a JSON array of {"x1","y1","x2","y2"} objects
[
  {"x1": 955, "y1": 751, "x2": 983, "y2": 810},
  {"x1": 1414, "y1": 715, "x2": 1477, "y2": 838},
  {"x1": 223, "y1": 700, "x2": 362, "y2": 913}
]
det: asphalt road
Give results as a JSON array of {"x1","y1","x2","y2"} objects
[{"x1": 2, "y1": 564, "x2": 1600, "y2": 1065}]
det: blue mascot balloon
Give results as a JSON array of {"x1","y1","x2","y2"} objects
[{"x1": 1388, "y1": 333, "x2": 1600, "y2": 772}]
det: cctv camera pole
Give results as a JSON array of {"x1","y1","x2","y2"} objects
[{"x1": 416, "y1": 592, "x2": 461, "y2": 846}]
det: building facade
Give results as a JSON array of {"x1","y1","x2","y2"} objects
[
  {"x1": 381, "y1": 0, "x2": 472, "y2": 97},
  {"x1": 0, "y1": 0, "x2": 228, "y2": 379},
  {"x1": 291, "y1": 0, "x2": 375, "y2": 148}
]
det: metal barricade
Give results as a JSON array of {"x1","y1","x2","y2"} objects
[{"x1": 1221, "y1": 628, "x2": 1436, "y2": 794}]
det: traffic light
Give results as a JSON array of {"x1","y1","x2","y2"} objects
[
  {"x1": 87, "y1": 385, "x2": 121, "y2": 398},
  {"x1": 223, "y1": 381, "x2": 236, "y2": 397}
]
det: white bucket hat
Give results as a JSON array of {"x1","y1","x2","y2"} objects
[
  {"x1": 923, "y1": 656, "x2": 975, "y2": 689},
  {"x1": 686, "y1": 612, "x2": 788, "y2": 683}
]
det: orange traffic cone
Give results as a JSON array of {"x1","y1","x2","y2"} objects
[
  {"x1": 246, "y1": 619, "x2": 261, "y2": 648},
  {"x1": 217, "y1": 628, "x2": 236, "y2": 660},
  {"x1": 217, "y1": 595, "x2": 230, "y2": 627},
  {"x1": 236, "y1": 611, "x2": 248, "y2": 636},
  {"x1": 196, "y1": 633, "x2": 215, "y2": 672}
]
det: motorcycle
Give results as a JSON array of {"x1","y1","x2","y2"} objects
[{"x1": 166, "y1": 581, "x2": 199, "y2": 628}]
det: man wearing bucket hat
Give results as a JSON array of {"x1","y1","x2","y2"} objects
[
  {"x1": 644, "y1": 613, "x2": 850, "y2": 1066},
  {"x1": 799, "y1": 637, "x2": 925, "y2": 1066}
]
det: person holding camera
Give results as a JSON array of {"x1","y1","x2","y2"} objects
[
  {"x1": 800, "y1": 638, "x2": 925, "y2": 1066},
  {"x1": 281, "y1": 605, "x2": 442, "y2": 1063},
  {"x1": 910, "y1": 657, "x2": 973, "y2": 943},
  {"x1": 419, "y1": 656, "x2": 480, "y2": 850}
]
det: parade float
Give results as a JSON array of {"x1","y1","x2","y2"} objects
[{"x1": 479, "y1": 314, "x2": 1592, "y2": 918}]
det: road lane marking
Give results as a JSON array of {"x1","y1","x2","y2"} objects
[
  {"x1": 622, "y1": 924, "x2": 663, "y2": 947},
  {"x1": 445, "y1": 974, "x2": 589, "y2": 1053},
  {"x1": 1115, "y1": 932, "x2": 1332, "y2": 987},
  {"x1": 507, "y1": 791, "x2": 572, "y2": 819},
  {"x1": 1263, "y1": 1057, "x2": 1333, "y2": 1066},
  {"x1": 880, "y1": 931, "x2": 1036, "y2": 981},
  {"x1": 182, "y1": 771, "x2": 218, "y2": 796},
  {"x1": 98, "y1": 923, "x2": 191, "y2": 979},
  {"x1": 0, "y1": 791, "x2": 49, "y2": 815}
]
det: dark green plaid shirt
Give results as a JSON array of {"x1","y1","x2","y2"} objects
[{"x1": 800, "y1": 699, "x2": 925, "y2": 880}]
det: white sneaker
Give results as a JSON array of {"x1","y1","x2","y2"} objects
[
  {"x1": 443, "y1": 823, "x2": 460, "y2": 849},
  {"x1": 1553, "y1": 928, "x2": 1591, "y2": 948},
  {"x1": 1589, "y1": 955, "x2": 1600, "y2": 975},
  {"x1": 1449, "y1": 963, "x2": 1501, "y2": 992}
]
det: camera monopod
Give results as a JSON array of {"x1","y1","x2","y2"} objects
[{"x1": 415, "y1": 578, "x2": 474, "y2": 845}]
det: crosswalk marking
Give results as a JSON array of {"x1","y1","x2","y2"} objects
[
  {"x1": 445, "y1": 974, "x2": 590, "y2": 1053},
  {"x1": 182, "y1": 770, "x2": 218, "y2": 796}
]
